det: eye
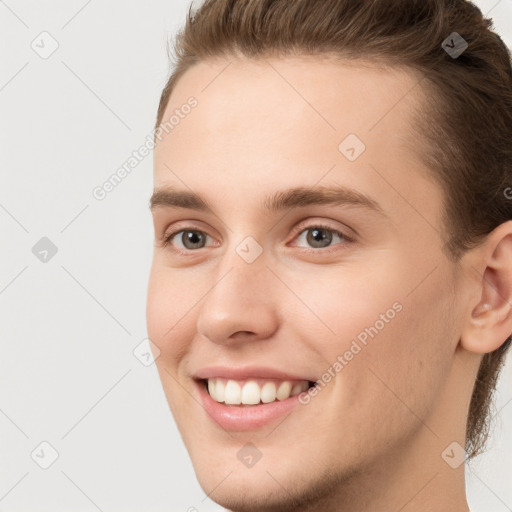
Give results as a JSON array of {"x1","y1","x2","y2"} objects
[
  {"x1": 162, "y1": 229, "x2": 213, "y2": 251},
  {"x1": 159, "y1": 223, "x2": 353, "y2": 254},
  {"x1": 293, "y1": 224, "x2": 353, "y2": 250}
]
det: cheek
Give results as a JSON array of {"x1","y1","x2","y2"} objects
[
  {"x1": 340, "y1": 270, "x2": 455, "y2": 435},
  {"x1": 290, "y1": 266, "x2": 404, "y2": 357},
  {"x1": 307, "y1": 261, "x2": 455, "y2": 437},
  {"x1": 146, "y1": 267, "x2": 170, "y2": 342},
  {"x1": 146, "y1": 266, "x2": 197, "y2": 418},
  {"x1": 146, "y1": 265, "x2": 196, "y2": 363}
]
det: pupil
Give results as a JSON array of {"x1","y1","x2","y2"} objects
[
  {"x1": 183, "y1": 230, "x2": 204, "y2": 249},
  {"x1": 307, "y1": 228, "x2": 332, "y2": 248}
]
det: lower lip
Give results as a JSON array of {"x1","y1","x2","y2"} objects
[{"x1": 196, "y1": 380, "x2": 305, "y2": 431}]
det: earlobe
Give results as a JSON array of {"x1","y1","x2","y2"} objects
[{"x1": 460, "y1": 221, "x2": 512, "y2": 355}]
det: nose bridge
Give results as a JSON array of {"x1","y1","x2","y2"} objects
[
  {"x1": 217, "y1": 250, "x2": 266, "y2": 304},
  {"x1": 196, "y1": 240, "x2": 279, "y2": 343},
  {"x1": 212, "y1": 232, "x2": 271, "y2": 299}
]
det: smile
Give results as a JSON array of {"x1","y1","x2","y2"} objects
[
  {"x1": 194, "y1": 370, "x2": 317, "y2": 430},
  {"x1": 204, "y1": 377, "x2": 312, "y2": 405}
]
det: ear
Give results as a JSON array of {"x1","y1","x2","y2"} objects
[{"x1": 460, "y1": 220, "x2": 512, "y2": 354}]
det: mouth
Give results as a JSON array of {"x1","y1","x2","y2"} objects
[
  {"x1": 191, "y1": 366, "x2": 319, "y2": 430},
  {"x1": 201, "y1": 377, "x2": 317, "y2": 406},
  {"x1": 194, "y1": 376, "x2": 317, "y2": 431}
]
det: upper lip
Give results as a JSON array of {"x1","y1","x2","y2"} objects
[{"x1": 194, "y1": 366, "x2": 315, "y2": 382}]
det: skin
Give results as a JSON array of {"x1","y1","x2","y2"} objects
[{"x1": 146, "y1": 55, "x2": 512, "y2": 512}]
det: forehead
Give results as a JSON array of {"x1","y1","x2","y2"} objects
[
  {"x1": 161, "y1": 55, "x2": 424, "y2": 131},
  {"x1": 153, "y1": 56, "x2": 441, "y2": 228}
]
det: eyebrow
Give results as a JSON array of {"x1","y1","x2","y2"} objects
[{"x1": 149, "y1": 185, "x2": 386, "y2": 217}]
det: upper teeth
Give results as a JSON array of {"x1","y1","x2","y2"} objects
[{"x1": 207, "y1": 378, "x2": 309, "y2": 405}]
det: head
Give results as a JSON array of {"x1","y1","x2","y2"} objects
[{"x1": 147, "y1": 0, "x2": 512, "y2": 509}]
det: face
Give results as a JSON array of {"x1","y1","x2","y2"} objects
[{"x1": 147, "y1": 56, "x2": 470, "y2": 510}]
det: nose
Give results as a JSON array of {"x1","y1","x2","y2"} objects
[{"x1": 196, "y1": 249, "x2": 280, "y2": 346}]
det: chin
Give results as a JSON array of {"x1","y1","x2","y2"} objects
[{"x1": 195, "y1": 473, "x2": 303, "y2": 512}]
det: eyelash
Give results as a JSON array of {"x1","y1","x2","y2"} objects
[{"x1": 160, "y1": 223, "x2": 354, "y2": 255}]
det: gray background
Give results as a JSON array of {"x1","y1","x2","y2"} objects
[{"x1": 1, "y1": 0, "x2": 511, "y2": 510}]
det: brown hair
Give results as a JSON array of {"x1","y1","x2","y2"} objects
[{"x1": 155, "y1": 0, "x2": 512, "y2": 460}]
